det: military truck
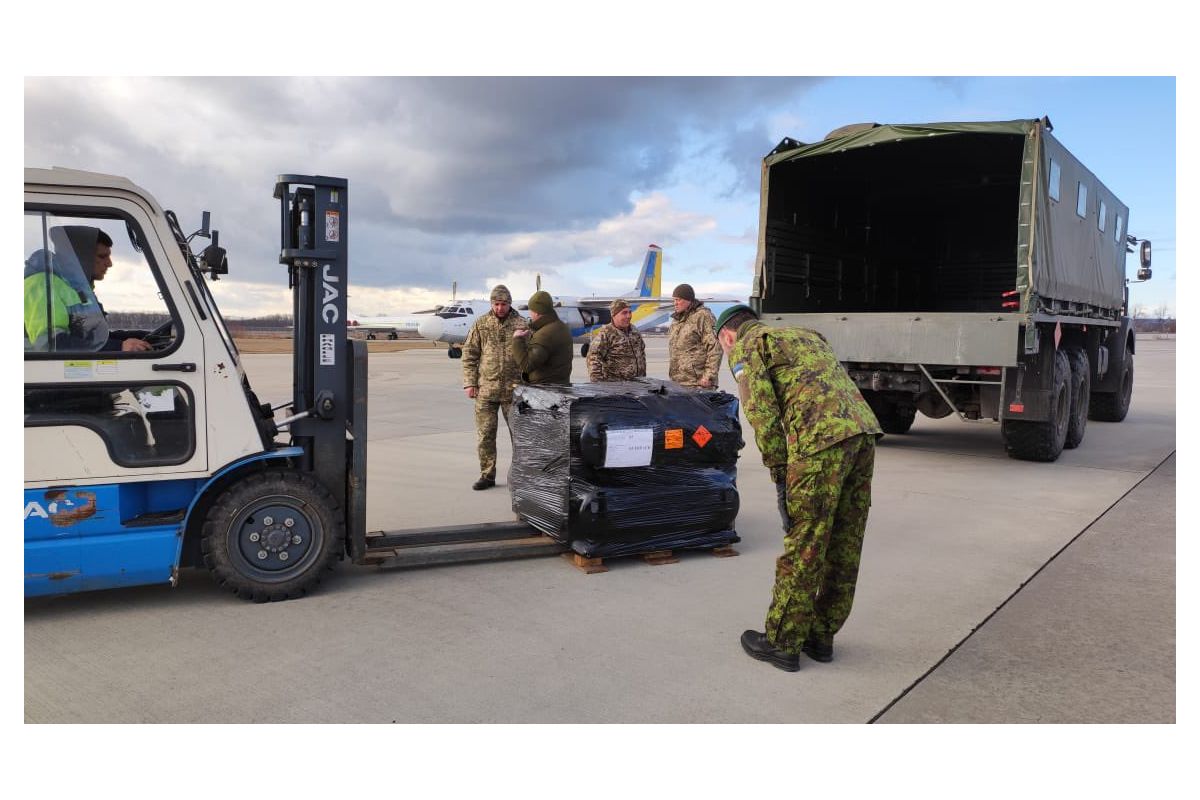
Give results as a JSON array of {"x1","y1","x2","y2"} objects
[{"x1": 751, "y1": 118, "x2": 1152, "y2": 461}]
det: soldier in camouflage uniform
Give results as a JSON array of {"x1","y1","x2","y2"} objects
[
  {"x1": 586, "y1": 298, "x2": 646, "y2": 382},
  {"x1": 667, "y1": 283, "x2": 721, "y2": 388},
  {"x1": 462, "y1": 285, "x2": 528, "y2": 490},
  {"x1": 715, "y1": 304, "x2": 882, "y2": 671}
]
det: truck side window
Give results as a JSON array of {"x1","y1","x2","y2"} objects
[
  {"x1": 1098, "y1": 200, "x2": 1107, "y2": 232},
  {"x1": 25, "y1": 383, "x2": 195, "y2": 466},
  {"x1": 1076, "y1": 182, "x2": 1088, "y2": 218},
  {"x1": 1048, "y1": 159, "x2": 1061, "y2": 201},
  {"x1": 23, "y1": 211, "x2": 175, "y2": 357}
]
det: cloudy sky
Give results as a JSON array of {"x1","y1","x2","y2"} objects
[{"x1": 24, "y1": 76, "x2": 1176, "y2": 318}]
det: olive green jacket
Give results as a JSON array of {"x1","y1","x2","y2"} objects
[{"x1": 513, "y1": 309, "x2": 573, "y2": 385}]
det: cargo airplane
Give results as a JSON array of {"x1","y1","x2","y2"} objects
[
  {"x1": 417, "y1": 245, "x2": 739, "y2": 359},
  {"x1": 349, "y1": 282, "x2": 488, "y2": 339}
]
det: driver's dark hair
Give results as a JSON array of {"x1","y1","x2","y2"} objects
[{"x1": 96, "y1": 230, "x2": 113, "y2": 247}]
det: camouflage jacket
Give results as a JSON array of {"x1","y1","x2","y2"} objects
[
  {"x1": 667, "y1": 303, "x2": 721, "y2": 387},
  {"x1": 586, "y1": 323, "x2": 646, "y2": 382},
  {"x1": 512, "y1": 309, "x2": 573, "y2": 385},
  {"x1": 462, "y1": 309, "x2": 528, "y2": 401},
  {"x1": 728, "y1": 320, "x2": 881, "y2": 472}
]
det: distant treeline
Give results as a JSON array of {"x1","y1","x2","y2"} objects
[
  {"x1": 105, "y1": 312, "x2": 293, "y2": 332},
  {"x1": 1132, "y1": 318, "x2": 1176, "y2": 333}
]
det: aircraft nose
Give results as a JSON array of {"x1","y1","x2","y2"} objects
[{"x1": 417, "y1": 317, "x2": 444, "y2": 341}]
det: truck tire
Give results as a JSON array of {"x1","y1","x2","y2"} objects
[
  {"x1": 201, "y1": 470, "x2": 345, "y2": 602},
  {"x1": 1089, "y1": 346, "x2": 1133, "y2": 422},
  {"x1": 862, "y1": 390, "x2": 916, "y2": 434},
  {"x1": 1002, "y1": 347, "x2": 1071, "y2": 462},
  {"x1": 1064, "y1": 347, "x2": 1090, "y2": 449}
]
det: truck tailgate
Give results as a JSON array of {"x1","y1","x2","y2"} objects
[{"x1": 765, "y1": 312, "x2": 1021, "y2": 366}]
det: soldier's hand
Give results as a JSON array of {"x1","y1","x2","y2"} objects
[
  {"x1": 698, "y1": 377, "x2": 713, "y2": 388},
  {"x1": 121, "y1": 338, "x2": 153, "y2": 352},
  {"x1": 513, "y1": 329, "x2": 529, "y2": 338},
  {"x1": 465, "y1": 386, "x2": 478, "y2": 399}
]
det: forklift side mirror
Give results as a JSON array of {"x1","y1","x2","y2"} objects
[{"x1": 202, "y1": 243, "x2": 228, "y2": 278}]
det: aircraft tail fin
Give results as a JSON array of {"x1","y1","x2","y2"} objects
[{"x1": 635, "y1": 245, "x2": 662, "y2": 298}]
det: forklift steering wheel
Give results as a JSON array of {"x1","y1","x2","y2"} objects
[{"x1": 144, "y1": 319, "x2": 174, "y2": 347}]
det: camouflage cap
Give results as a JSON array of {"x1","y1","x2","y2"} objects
[
  {"x1": 490, "y1": 284, "x2": 512, "y2": 303},
  {"x1": 610, "y1": 298, "x2": 631, "y2": 315}
]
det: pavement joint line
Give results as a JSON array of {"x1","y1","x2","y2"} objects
[{"x1": 866, "y1": 448, "x2": 1176, "y2": 724}]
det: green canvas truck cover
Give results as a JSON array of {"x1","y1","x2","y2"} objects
[{"x1": 758, "y1": 119, "x2": 1129, "y2": 313}]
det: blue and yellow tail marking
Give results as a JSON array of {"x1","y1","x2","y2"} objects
[{"x1": 629, "y1": 244, "x2": 663, "y2": 326}]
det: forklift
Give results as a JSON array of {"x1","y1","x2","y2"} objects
[{"x1": 24, "y1": 170, "x2": 559, "y2": 602}]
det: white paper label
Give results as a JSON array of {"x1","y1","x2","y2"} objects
[
  {"x1": 603, "y1": 427, "x2": 654, "y2": 468},
  {"x1": 320, "y1": 333, "x2": 335, "y2": 365},
  {"x1": 136, "y1": 389, "x2": 176, "y2": 413}
]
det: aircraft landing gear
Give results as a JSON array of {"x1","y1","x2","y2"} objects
[{"x1": 447, "y1": 346, "x2": 462, "y2": 359}]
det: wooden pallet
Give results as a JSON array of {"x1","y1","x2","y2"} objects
[{"x1": 562, "y1": 545, "x2": 738, "y2": 574}]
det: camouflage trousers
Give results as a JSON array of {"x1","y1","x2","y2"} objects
[
  {"x1": 475, "y1": 396, "x2": 513, "y2": 480},
  {"x1": 765, "y1": 433, "x2": 875, "y2": 654}
]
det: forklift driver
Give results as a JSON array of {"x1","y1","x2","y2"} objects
[{"x1": 24, "y1": 226, "x2": 153, "y2": 353}]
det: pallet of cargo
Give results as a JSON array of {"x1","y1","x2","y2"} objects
[{"x1": 562, "y1": 544, "x2": 738, "y2": 575}]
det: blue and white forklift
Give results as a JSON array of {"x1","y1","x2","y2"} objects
[{"x1": 24, "y1": 169, "x2": 557, "y2": 601}]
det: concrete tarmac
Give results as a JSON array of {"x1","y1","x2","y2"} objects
[{"x1": 24, "y1": 337, "x2": 1176, "y2": 723}]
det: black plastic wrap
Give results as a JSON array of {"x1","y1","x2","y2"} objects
[{"x1": 509, "y1": 379, "x2": 743, "y2": 556}]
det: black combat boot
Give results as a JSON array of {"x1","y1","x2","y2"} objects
[
  {"x1": 740, "y1": 630, "x2": 800, "y2": 672},
  {"x1": 472, "y1": 477, "x2": 495, "y2": 490},
  {"x1": 801, "y1": 636, "x2": 834, "y2": 663}
]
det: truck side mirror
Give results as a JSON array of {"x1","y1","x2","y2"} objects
[{"x1": 1137, "y1": 240, "x2": 1152, "y2": 281}]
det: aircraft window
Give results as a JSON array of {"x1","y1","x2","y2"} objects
[
  {"x1": 467, "y1": 308, "x2": 474, "y2": 314},
  {"x1": 24, "y1": 210, "x2": 176, "y2": 357},
  {"x1": 25, "y1": 382, "x2": 195, "y2": 466},
  {"x1": 1097, "y1": 200, "x2": 1107, "y2": 233},
  {"x1": 1076, "y1": 182, "x2": 1088, "y2": 218},
  {"x1": 1114, "y1": 215, "x2": 1124, "y2": 244},
  {"x1": 1048, "y1": 159, "x2": 1061, "y2": 202}
]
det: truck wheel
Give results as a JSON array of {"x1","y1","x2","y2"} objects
[
  {"x1": 862, "y1": 390, "x2": 916, "y2": 434},
  {"x1": 1002, "y1": 347, "x2": 1071, "y2": 462},
  {"x1": 1064, "y1": 347, "x2": 1090, "y2": 449},
  {"x1": 1089, "y1": 346, "x2": 1133, "y2": 422},
  {"x1": 201, "y1": 470, "x2": 345, "y2": 602}
]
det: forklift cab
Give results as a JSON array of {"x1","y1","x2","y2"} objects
[{"x1": 23, "y1": 169, "x2": 364, "y2": 601}]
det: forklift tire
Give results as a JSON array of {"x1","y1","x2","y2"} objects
[
  {"x1": 1001, "y1": 348, "x2": 1071, "y2": 462},
  {"x1": 1064, "y1": 347, "x2": 1090, "y2": 449},
  {"x1": 201, "y1": 470, "x2": 345, "y2": 602},
  {"x1": 1089, "y1": 346, "x2": 1133, "y2": 422}
]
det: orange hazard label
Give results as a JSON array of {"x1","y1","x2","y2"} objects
[
  {"x1": 692, "y1": 426, "x2": 712, "y2": 448},
  {"x1": 664, "y1": 429, "x2": 684, "y2": 449}
]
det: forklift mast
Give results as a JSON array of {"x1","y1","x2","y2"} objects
[{"x1": 273, "y1": 175, "x2": 367, "y2": 558}]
